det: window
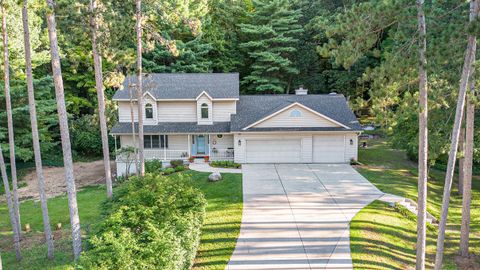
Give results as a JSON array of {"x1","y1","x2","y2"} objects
[
  {"x1": 290, "y1": 109, "x2": 302, "y2": 117},
  {"x1": 145, "y1": 103, "x2": 153, "y2": 119},
  {"x1": 201, "y1": 103, "x2": 209, "y2": 119},
  {"x1": 115, "y1": 136, "x2": 121, "y2": 150},
  {"x1": 143, "y1": 135, "x2": 169, "y2": 148}
]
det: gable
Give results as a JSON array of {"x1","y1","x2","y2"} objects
[{"x1": 251, "y1": 104, "x2": 343, "y2": 129}]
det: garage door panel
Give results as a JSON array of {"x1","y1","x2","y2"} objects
[
  {"x1": 313, "y1": 135, "x2": 345, "y2": 163},
  {"x1": 246, "y1": 139, "x2": 301, "y2": 163}
]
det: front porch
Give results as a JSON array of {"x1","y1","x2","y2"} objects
[{"x1": 115, "y1": 133, "x2": 234, "y2": 162}]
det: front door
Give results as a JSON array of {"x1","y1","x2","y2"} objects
[{"x1": 196, "y1": 135, "x2": 206, "y2": 154}]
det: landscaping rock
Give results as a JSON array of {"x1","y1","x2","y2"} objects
[{"x1": 208, "y1": 172, "x2": 222, "y2": 182}]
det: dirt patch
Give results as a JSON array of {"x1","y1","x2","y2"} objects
[
  {"x1": 15, "y1": 160, "x2": 116, "y2": 201},
  {"x1": 0, "y1": 229, "x2": 70, "y2": 252},
  {"x1": 455, "y1": 254, "x2": 480, "y2": 270}
]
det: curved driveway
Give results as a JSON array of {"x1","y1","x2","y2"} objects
[{"x1": 227, "y1": 164, "x2": 383, "y2": 270}]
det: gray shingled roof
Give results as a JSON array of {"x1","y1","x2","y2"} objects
[
  {"x1": 110, "y1": 122, "x2": 231, "y2": 135},
  {"x1": 112, "y1": 73, "x2": 240, "y2": 100},
  {"x1": 230, "y1": 94, "x2": 362, "y2": 131}
]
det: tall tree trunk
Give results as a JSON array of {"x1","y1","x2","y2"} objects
[
  {"x1": 415, "y1": 1, "x2": 428, "y2": 269},
  {"x1": 0, "y1": 250, "x2": 2, "y2": 270},
  {"x1": 458, "y1": 118, "x2": 465, "y2": 195},
  {"x1": 90, "y1": 0, "x2": 113, "y2": 197},
  {"x1": 459, "y1": 77, "x2": 475, "y2": 257},
  {"x1": 1, "y1": 4, "x2": 21, "y2": 235},
  {"x1": 45, "y1": 0, "x2": 82, "y2": 259},
  {"x1": 128, "y1": 79, "x2": 138, "y2": 175},
  {"x1": 135, "y1": 0, "x2": 145, "y2": 176},
  {"x1": 434, "y1": 1, "x2": 478, "y2": 268},
  {"x1": 22, "y1": 0, "x2": 54, "y2": 259},
  {"x1": 0, "y1": 144, "x2": 21, "y2": 260}
]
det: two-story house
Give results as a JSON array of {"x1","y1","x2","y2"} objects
[{"x1": 111, "y1": 73, "x2": 362, "y2": 176}]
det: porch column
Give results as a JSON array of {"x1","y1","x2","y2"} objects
[
  {"x1": 207, "y1": 134, "x2": 211, "y2": 156},
  {"x1": 163, "y1": 134, "x2": 167, "y2": 160},
  {"x1": 187, "y1": 135, "x2": 191, "y2": 157}
]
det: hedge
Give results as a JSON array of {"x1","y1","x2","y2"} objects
[{"x1": 79, "y1": 173, "x2": 206, "y2": 270}]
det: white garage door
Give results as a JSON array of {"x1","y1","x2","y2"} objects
[
  {"x1": 246, "y1": 139, "x2": 301, "y2": 163},
  {"x1": 313, "y1": 135, "x2": 345, "y2": 163}
]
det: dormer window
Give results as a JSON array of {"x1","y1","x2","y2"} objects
[
  {"x1": 145, "y1": 103, "x2": 153, "y2": 119},
  {"x1": 201, "y1": 103, "x2": 209, "y2": 119},
  {"x1": 290, "y1": 109, "x2": 302, "y2": 117}
]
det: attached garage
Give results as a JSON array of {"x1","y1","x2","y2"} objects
[
  {"x1": 245, "y1": 139, "x2": 301, "y2": 163},
  {"x1": 313, "y1": 135, "x2": 345, "y2": 163}
]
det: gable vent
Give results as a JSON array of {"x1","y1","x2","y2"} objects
[{"x1": 295, "y1": 86, "x2": 308, "y2": 95}]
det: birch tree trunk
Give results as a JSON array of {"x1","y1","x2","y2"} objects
[
  {"x1": 434, "y1": 1, "x2": 478, "y2": 268},
  {"x1": 415, "y1": 1, "x2": 428, "y2": 269},
  {"x1": 1, "y1": 4, "x2": 21, "y2": 235},
  {"x1": 459, "y1": 78, "x2": 475, "y2": 257},
  {"x1": 135, "y1": 0, "x2": 145, "y2": 176},
  {"x1": 90, "y1": 0, "x2": 112, "y2": 197},
  {"x1": 45, "y1": 0, "x2": 82, "y2": 259},
  {"x1": 22, "y1": 0, "x2": 54, "y2": 259},
  {"x1": 0, "y1": 144, "x2": 21, "y2": 260}
]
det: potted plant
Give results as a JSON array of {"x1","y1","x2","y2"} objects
[
  {"x1": 204, "y1": 156, "x2": 210, "y2": 162},
  {"x1": 188, "y1": 156, "x2": 195, "y2": 163}
]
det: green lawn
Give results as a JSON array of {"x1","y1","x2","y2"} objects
[
  {"x1": 352, "y1": 139, "x2": 480, "y2": 269},
  {"x1": 188, "y1": 172, "x2": 243, "y2": 270},
  {"x1": 0, "y1": 170, "x2": 243, "y2": 270}
]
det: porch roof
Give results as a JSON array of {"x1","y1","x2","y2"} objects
[{"x1": 110, "y1": 122, "x2": 231, "y2": 135}]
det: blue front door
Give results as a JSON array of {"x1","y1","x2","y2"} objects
[{"x1": 197, "y1": 135, "x2": 206, "y2": 154}]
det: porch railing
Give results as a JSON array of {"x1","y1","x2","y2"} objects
[
  {"x1": 116, "y1": 149, "x2": 189, "y2": 161},
  {"x1": 210, "y1": 148, "x2": 234, "y2": 161}
]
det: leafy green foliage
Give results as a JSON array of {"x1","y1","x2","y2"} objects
[
  {"x1": 145, "y1": 159, "x2": 163, "y2": 173},
  {"x1": 70, "y1": 115, "x2": 114, "y2": 158},
  {"x1": 210, "y1": 160, "x2": 241, "y2": 169},
  {"x1": 170, "y1": 159, "x2": 184, "y2": 168},
  {"x1": 79, "y1": 174, "x2": 206, "y2": 270},
  {"x1": 163, "y1": 168, "x2": 176, "y2": 175},
  {"x1": 174, "y1": 166, "x2": 185, "y2": 172}
]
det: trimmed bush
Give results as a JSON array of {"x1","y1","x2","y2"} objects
[
  {"x1": 170, "y1": 159, "x2": 184, "y2": 167},
  {"x1": 145, "y1": 159, "x2": 163, "y2": 173},
  {"x1": 210, "y1": 160, "x2": 241, "y2": 169},
  {"x1": 163, "y1": 167, "x2": 176, "y2": 175},
  {"x1": 79, "y1": 174, "x2": 206, "y2": 270},
  {"x1": 175, "y1": 165, "x2": 185, "y2": 172}
]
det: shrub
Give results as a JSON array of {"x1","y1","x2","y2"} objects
[
  {"x1": 145, "y1": 159, "x2": 163, "y2": 173},
  {"x1": 174, "y1": 166, "x2": 185, "y2": 172},
  {"x1": 170, "y1": 159, "x2": 184, "y2": 167},
  {"x1": 79, "y1": 174, "x2": 206, "y2": 270},
  {"x1": 163, "y1": 168, "x2": 176, "y2": 175},
  {"x1": 210, "y1": 160, "x2": 241, "y2": 169},
  {"x1": 70, "y1": 115, "x2": 114, "y2": 157}
]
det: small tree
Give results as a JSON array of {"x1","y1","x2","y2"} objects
[{"x1": 116, "y1": 146, "x2": 136, "y2": 179}]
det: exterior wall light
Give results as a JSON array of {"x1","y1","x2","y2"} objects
[
  {"x1": 238, "y1": 140, "x2": 242, "y2": 146},
  {"x1": 350, "y1": 139, "x2": 354, "y2": 145}
]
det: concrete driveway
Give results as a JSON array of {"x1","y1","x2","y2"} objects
[{"x1": 227, "y1": 164, "x2": 383, "y2": 270}]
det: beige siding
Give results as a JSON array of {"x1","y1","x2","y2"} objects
[
  {"x1": 158, "y1": 101, "x2": 197, "y2": 122},
  {"x1": 197, "y1": 94, "x2": 213, "y2": 125},
  {"x1": 118, "y1": 101, "x2": 138, "y2": 123},
  {"x1": 210, "y1": 134, "x2": 234, "y2": 149},
  {"x1": 213, "y1": 101, "x2": 236, "y2": 122},
  {"x1": 118, "y1": 134, "x2": 188, "y2": 150},
  {"x1": 254, "y1": 106, "x2": 340, "y2": 128},
  {"x1": 345, "y1": 133, "x2": 358, "y2": 161}
]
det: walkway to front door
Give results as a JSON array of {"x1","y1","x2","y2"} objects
[{"x1": 227, "y1": 164, "x2": 383, "y2": 270}]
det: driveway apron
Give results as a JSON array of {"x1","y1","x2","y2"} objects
[{"x1": 227, "y1": 164, "x2": 383, "y2": 270}]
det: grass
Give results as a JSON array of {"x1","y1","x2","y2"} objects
[
  {"x1": 352, "y1": 139, "x2": 480, "y2": 269},
  {"x1": 0, "y1": 171, "x2": 243, "y2": 270},
  {"x1": 188, "y1": 171, "x2": 243, "y2": 270}
]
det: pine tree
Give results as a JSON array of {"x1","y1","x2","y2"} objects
[{"x1": 239, "y1": 0, "x2": 303, "y2": 94}]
